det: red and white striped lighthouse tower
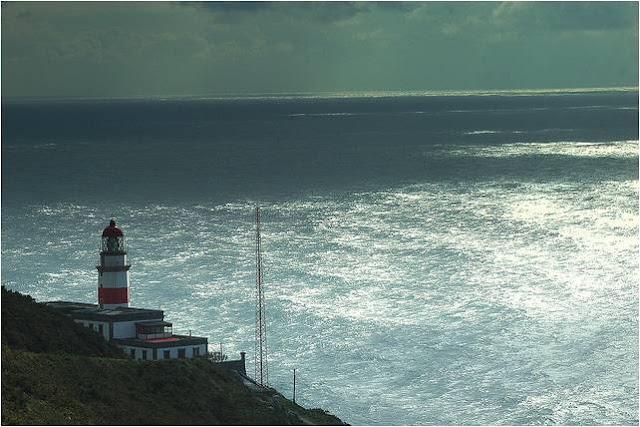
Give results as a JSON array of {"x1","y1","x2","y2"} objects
[{"x1": 97, "y1": 219, "x2": 131, "y2": 309}]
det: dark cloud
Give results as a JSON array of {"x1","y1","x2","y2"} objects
[
  {"x1": 292, "y1": 2, "x2": 369, "y2": 23},
  {"x1": 182, "y1": 1, "x2": 274, "y2": 13},
  {"x1": 373, "y1": 2, "x2": 421, "y2": 13},
  {"x1": 182, "y1": 1, "x2": 369, "y2": 23}
]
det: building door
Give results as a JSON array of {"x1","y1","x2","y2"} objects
[
  {"x1": 164, "y1": 350, "x2": 170, "y2": 359},
  {"x1": 178, "y1": 348, "x2": 186, "y2": 359}
]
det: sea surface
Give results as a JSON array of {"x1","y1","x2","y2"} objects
[{"x1": 2, "y1": 90, "x2": 639, "y2": 425}]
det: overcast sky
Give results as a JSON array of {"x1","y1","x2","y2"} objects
[{"x1": 1, "y1": 1, "x2": 638, "y2": 98}]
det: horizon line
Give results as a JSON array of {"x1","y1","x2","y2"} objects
[{"x1": 2, "y1": 86, "x2": 638, "y2": 103}]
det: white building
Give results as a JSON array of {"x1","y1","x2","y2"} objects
[{"x1": 47, "y1": 219, "x2": 209, "y2": 361}]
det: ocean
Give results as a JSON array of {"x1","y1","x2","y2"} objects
[{"x1": 2, "y1": 90, "x2": 638, "y2": 425}]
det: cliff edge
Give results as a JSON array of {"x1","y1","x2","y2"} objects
[{"x1": 1, "y1": 287, "x2": 347, "y2": 425}]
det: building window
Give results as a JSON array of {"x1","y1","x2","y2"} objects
[
  {"x1": 130, "y1": 349, "x2": 136, "y2": 358},
  {"x1": 98, "y1": 324, "x2": 104, "y2": 335},
  {"x1": 164, "y1": 350, "x2": 170, "y2": 359},
  {"x1": 178, "y1": 348, "x2": 186, "y2": 359},
  {"x1": 193, "y1": 347, "x2": 200, "y2": 357},
  {"x1": 142, "y1": 350, "x2": 147, "y2": 360}
]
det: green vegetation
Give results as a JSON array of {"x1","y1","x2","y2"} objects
[
  {"x1": 1, "y1": 287, "x2": 124, "y2": 358},
  {"x1": 1, "y1": 287, "x2": 346, "y2": 425}
]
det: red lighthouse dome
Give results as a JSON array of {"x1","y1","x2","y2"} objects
[{"x1": 102, "y1": 219, "x2": 124, "y2": 237}]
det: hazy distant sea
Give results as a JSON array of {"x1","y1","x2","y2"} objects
[{"x1": 2, "y1": 91, "x2": 638, "y2": 425}]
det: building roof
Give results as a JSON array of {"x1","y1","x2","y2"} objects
[
  {"x1": 46, "y1": 301, "x2": 163, "y2": 322},
  {"x1": 136, "y1": 320, "x2": 172, "y2": 328},
  {"x1": 112, "y1": 334, "x2": 208, "y2": 348}
]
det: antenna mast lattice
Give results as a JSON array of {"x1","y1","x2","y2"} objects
[{"x1": 255, "y1": 206, "x2": 268, "y2": 386}]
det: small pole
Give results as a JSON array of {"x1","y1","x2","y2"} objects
[{"x1": 293, "y1": 368, "x2": 296, "y2": 404}]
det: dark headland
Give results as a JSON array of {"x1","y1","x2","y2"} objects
[{"x1": 1, "y1": 287, "x2": 347, "y2": 425}]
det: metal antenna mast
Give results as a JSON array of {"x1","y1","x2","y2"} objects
[{"x1": 255, "y1": 206, "x2": 268, "y2": 386}]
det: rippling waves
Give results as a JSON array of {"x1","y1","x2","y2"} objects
[{"x1": 2, "y1": 139, "x2": 637, "y2": 425}]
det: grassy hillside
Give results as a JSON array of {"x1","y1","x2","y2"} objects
[
  {"x1": 1, "y1": 287, "x2": 346, "y2": 425},
  {"x1": 1, "y1": 287, "x2": 124, "y2": 358},
  {"x1": 1, "y1": 349, "x2": 343, "y2": 425}
]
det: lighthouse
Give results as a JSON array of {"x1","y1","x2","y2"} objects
[
  {"x1": 48, "y1": 218, "x2": 210, "y2": 360},
  {"x1": 46, "y1": 218, "x2": 248, "y2": 370},
  {"x1": 96, "y1": 219, "x2": 131, "y2": 309}
]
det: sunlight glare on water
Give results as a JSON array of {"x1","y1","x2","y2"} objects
[
  {"x1": 2, "y1": 89, "x2": 638, "y2": 426},
  {"x1": 2, "y1": 140, "x2": 637, "y2": 425}
]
